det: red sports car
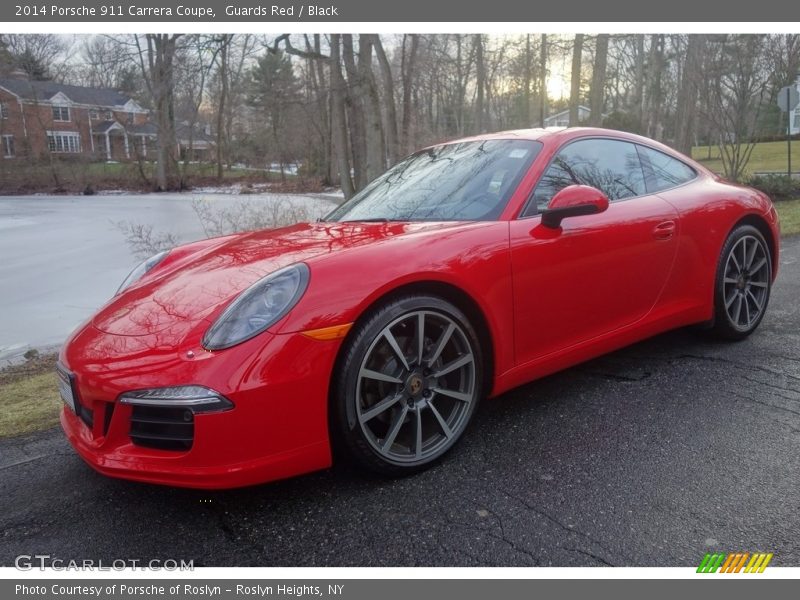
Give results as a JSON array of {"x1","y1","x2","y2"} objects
[{"x1": 58, "y1": 127, "x2": 780, "y2": 488}]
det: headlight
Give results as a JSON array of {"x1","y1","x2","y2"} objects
[
  {"x1": 119, "y1": 385, "x2": 233, "y2": 413},
  {"x1": 203, "y1": 263, "x2": 310, "y2": 350},
  {"x1": 117, "y1": 250, "x2": 169, "y2": 294}
]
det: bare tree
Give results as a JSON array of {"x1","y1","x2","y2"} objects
[
  {"x1": 329, "y1": 34, "x2": 355, "y2": 198},
  {"x1": 644, "y1": 34, "x2": 666, "y2": 140},
  {"x1": 701, "y1": 35, "x2": 769, "y2": 181},
  {"x1": 79, "y1": 36, "x2": 140, "y2": 91},
  {"x1": 372, "y1": 35, "x2": 400, "y2": 164},
  {"x1": 589, "y1": 34, "x2": 609, "y2": 126},
  {"x1": 539, "y1": 34, "x2": 547, "y2": 126},
  {"x1": 474, "y1": 34, "x2": 486, "y2": 132},
  {"x1": 400, "y1": 34, "x2": 419, "y2": 153},
  {"x1": 134, "y1": 34, "x2": 183, "y2": 191},
  {"x1": 3, "y1": 34, "x2": 72, "y2": 80},
  {"x1": 357, "y1": 35, "x2": 387, "y2": 181},
  {"x1": 674, "y1": 35, "x2": 707, "y2": 155},
  {"x1": 521, "y1": 35, "x2": 533, "y2": 127},
  {"x1": 569, "y1": 34, "x2": 584, "y2": 126},
  {"x1": 215, "y1": 34, "x2": 233, "y2": 180},
  {"x1": 12, "y1": 32, "x2": 800, "y2": 194},
  {"x1": 766, "y1": 34, "x2": 800, "y2": 91}
]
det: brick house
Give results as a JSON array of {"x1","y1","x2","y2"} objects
[{"x1": 0, "y1": 74, "x2": 156, "y2": 162}]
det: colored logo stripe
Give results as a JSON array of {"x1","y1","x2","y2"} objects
[
  {"x1": 697, "y1": 552, "x2": 773, "y2": 573},
  {"x1": 697, "y1": 553, "x2": 726, "y2": 573},
  {"x1": 745, "y1": 553, "x2": 773, "y2": 573}
]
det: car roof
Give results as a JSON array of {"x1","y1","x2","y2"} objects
[
  {"x1": 428, "y1": 127, "x2": 710, "y2": 174},
  {"x1": 443, "y1": 126, "x2": 657, "y2": 145}
]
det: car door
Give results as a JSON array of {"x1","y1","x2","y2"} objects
[{"x1": 509, "y1": 137, "x2": 680, "y2": 366}]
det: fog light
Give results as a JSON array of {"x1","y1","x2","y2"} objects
[{"x1": 119, "y1": 385, "x2": 234, "y2": 413}]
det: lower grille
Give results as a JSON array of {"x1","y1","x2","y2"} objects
[
  {"x1": 130, "y1": 405, "x2": 194, "y2": 451},
  {"x1": 102, "y1": 403, "x2": 115, "y2": 436},
  {"x1": 77, "y1": 404, "x2": 93, "y2": 430}
]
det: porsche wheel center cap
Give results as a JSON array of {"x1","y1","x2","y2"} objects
[{"x1": 407, "y1": 374, "x2": 424, "y2": 397}]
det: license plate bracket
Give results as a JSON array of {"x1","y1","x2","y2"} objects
[{"x1": 55, "y1": 363, "x2": 78, "y2": 414}]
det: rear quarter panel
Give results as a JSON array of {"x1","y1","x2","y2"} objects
[{"x1": 654, "y1": 176, "x2": 779, "y2": 321}]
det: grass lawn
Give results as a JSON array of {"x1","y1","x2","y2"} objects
[
  {"x1": 692, "y1": 140, "x2": 800, "y2": 177},
  {"x1": 0, "y1": 353, "x2": 60, "y2": 438},
  {"x1": 0, "y1": 370, "x2": 61, "y2": 438},
  {"x1": 775, "y1": 199, "x2": 800, "y2": 236}
]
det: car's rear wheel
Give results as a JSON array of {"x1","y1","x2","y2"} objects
[
  {"x1": 711, "y1": 224, "x2": 772, "y2": 340},
  {"x1": 332, "y1": 295, "x2": 483, "y2": 476}
]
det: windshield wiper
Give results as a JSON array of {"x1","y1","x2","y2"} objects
[{"x1": 340, "y1": 218, "x2": 391, "y2": 223}]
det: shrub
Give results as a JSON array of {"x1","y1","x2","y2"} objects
[
  {"x1": 115, "y1": 195, "x2": 313, "y2": 258},
  {"x1": 747, "y1": 174, "x2": 800, "y2": 201}
]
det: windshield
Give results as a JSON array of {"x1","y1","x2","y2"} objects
[{"x1": 325, "y1": 139, "x2": 542, "y2": 222}]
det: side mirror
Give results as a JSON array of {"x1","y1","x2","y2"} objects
[{"x1": 540, "y1": 185, "x2": 610, "y2": 229}]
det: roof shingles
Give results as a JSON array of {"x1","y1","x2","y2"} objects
[{"x1": 0, "y1": 78, "x2": 135, "y2": 107}]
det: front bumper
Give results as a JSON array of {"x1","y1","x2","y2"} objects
[{"x1": 59, "y1": 325, "x2": 339, "y2": 489}]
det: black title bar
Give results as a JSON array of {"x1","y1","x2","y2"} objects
[{"x1": 2, "y1": 0, "x2": 800, "y2": 22}]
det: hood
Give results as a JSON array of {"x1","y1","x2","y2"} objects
[{"x1": 92, "y1": 221, "x2": 464, "y2": 337}]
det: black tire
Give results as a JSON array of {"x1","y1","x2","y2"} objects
[
  {"x1": 710, "y1": 224, "x2": 772, "y2": 340},
  {"x1": 332, "y1": 295, "x2": 483, "y2": 476}
]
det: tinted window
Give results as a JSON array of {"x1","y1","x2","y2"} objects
[
  {"x1": 638, "y1": 145, "x2": 696, "y2": 193},
  {"x1": 326, "y1": 139, "x2": 542, "y2": 222},
  {"x1": 525, "y1": 138, "x2": 646, "y2": 215}
]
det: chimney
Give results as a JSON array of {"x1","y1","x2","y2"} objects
[{"x1": 7, "y1": 68, "x2": 29, "y2": 80}]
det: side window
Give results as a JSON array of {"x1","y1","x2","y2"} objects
[
  {"x1": 529, "y1": 156, "x2": 576, "y2": 213},
  {"x1": 638, "y1": 145, "x2": 696, "y2": 193},
  {"x1": 524, "y1": 138, "x2": 646, "y2": 216}
]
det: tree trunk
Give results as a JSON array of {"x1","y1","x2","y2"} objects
[
  {"x1": 645, "y1": 34, "x2": 665, "y2": 140},
  {"x1": 474, "y1": 34, "x2": 485, "y2": 133},
  {"x1": 216, "y1": 34, "x2": 231, "y2": 181},
  {"x1": 136, "y1": 34, "x2": 181, "y2": 191},
  {"x1": 674, "y1": 34, "x2": 707, "y2": 155},
  {"x1": 632, "y1": 34, "x2": 645, "y2": 132},
  {"x1": 589, "y1": 34, "x2": 609, "y2": 127},
  {"x1": 522, "y1": 34, "x2": 532, "y2": 127},
  {"x1": 358, "y1": 35, "x2": 387, "y2": 182},
  {"x1": 312, "y1": 34, "x2": 334, "y2": 184},
  {"x1": 341, "y1": 34, "x2": 367, "y2": 191},
  {"x1": 400, "y1": 34, "x2": 419, "y2": 154},
  {"x1": 569, "y1": 33, "x2": 584, "y2": 126},
  {"x1": 539, "y1": 34, "x2": 547, "y2": 127},
  {"x1": 373, "y1": 35, "x2": 400, "y2": 164},
  {"x1": 329, "y1": 35, "x2": 354, "y2": 198}
]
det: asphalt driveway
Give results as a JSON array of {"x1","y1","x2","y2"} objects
[{"x1": 1, "y1": 236, "x2": 798, "y2": 567}]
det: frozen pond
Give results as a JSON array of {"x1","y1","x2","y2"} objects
[{"x1": 0, "y1": 192, "x2": 339, "y2": 362}]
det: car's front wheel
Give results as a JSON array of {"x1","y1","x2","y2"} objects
[
  {"x1": 711, "y1": 224, "x2": 772, "y2": 340},
  {"x1": 332, "y1": 295, "x2": 483, "y2": 476}
]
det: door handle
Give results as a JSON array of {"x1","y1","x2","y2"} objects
[{"x1": 653, "y1": 220, "x2": 676, "y2": 240}]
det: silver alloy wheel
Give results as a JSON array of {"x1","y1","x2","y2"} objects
[
  {"x1": 723, "y1": 234, "x2": 770, "y2": 331},
  {"x1": 355, "y1": 310, "x2": 477, "y2": 464}
]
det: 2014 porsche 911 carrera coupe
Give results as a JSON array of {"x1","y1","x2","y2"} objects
[{"x1": 58, "y1": 127, "x2": 780, "y2": 488}]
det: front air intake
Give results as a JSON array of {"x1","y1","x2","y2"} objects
[{"x1": 129, "y1": 405, "x2": 194, "y2": 451}]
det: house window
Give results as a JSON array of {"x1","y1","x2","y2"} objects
[
  {"x1": 89, "y1": 109, "x2": 99, "y2": 120},
  {"x1": 52, "y1": 106, "x2": 70, "y2": 122},
  {"x1": 47, "y1": 131, "x2": 81, "y2": 153},
  {"x1": 1, "y1": 103, "x2": 8, "y2": 119},
  {"x1": 105, "y1": 110, "x2": 113, "y2": 120},
  {"x1": 2, "y1": 135, "x2": 14, "y2": 157},
  {"x1": 127, "y1": 112, "x2": 135, "y2": 125}
]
